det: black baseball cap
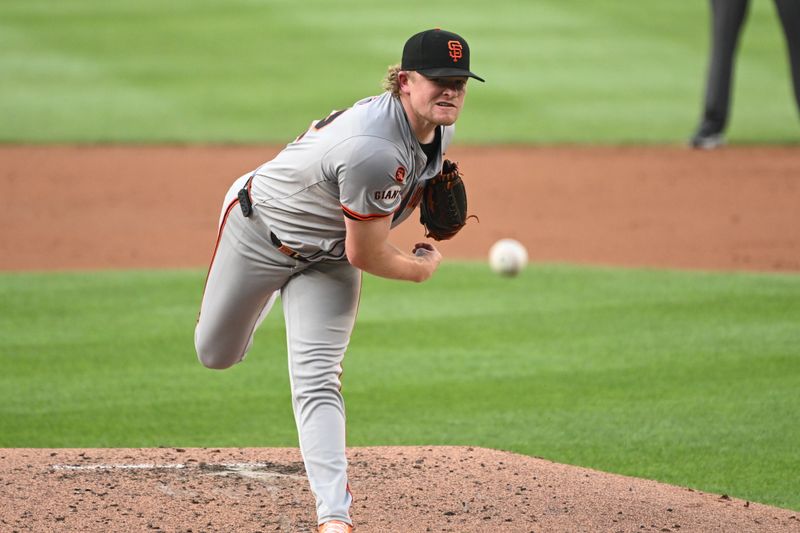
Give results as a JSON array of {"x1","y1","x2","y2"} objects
[{"x1": 401, "y1": 28, "x2": 485, "y2": 82}]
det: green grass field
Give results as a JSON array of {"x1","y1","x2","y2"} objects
[
  {"x1": 1, "y1": 264, "x2": 799, "y2": 510},
  {"x1": 1, "y1": 0, "x2": 799, "y2": 516},
  {"x1": 1, "y1": 0, "x2": 798, "y2": 144}
]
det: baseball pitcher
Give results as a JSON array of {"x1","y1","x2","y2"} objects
[{"x1": 194, "y1": 28, "x2": 483, "y2": 532}]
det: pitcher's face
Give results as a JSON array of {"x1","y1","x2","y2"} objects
[{"x1": 403, "y1": 71, "x2": 468, "y2": 126}]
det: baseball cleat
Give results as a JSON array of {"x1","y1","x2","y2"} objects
[
  {"x1": 689, "y1": 130, "x2": 724, "y2": 150},
  {"x1": 318, "y1": 520, "x2": 353, "y2": 533}
]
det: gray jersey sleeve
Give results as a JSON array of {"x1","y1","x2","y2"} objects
[{"x1": 329, "y1": 136, "x2": 407, "y2": 221}]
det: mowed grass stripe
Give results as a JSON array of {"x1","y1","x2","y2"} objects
[{"x1": 0, "y1": 0, "x2": 797, "y2": 143}]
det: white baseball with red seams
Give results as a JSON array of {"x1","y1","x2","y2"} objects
[{"x1": 489, "y1": 239, "x2": 528, "y2": 276}]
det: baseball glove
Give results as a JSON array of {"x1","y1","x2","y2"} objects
[{"x1": 419, "y1": 159, "x2": 472, "y2": 241}]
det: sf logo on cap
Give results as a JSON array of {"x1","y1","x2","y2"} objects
[{"x1": 447, "y1": 40, "x2": 463, "y2": 62}]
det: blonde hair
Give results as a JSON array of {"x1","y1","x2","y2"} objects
[{"x1": 382, "y1": 64, "x2": 403, "y2": 98}]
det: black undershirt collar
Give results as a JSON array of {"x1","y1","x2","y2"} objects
[{"x1": 419, "y1": 126, "x2": 441, "y2": 166}]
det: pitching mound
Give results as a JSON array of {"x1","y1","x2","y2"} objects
[{"x1": 1, "y1": 447, "x2": 796, "y2": 532}]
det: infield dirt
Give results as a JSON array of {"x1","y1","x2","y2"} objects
[
  {"x1": 1, "y1": 145, "x2": 798, "y2": 272},
  {"x1": 1, "y1": 145, "x2": 798, "y2": 532}
]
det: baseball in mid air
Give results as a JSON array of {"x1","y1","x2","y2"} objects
[{"x1": 488, "y1": 239, "x2": 528, "y2": 276}]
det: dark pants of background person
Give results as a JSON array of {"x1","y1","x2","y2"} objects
[{"x1": 697, "y1": 0, "x2": 800, "y2": 135}]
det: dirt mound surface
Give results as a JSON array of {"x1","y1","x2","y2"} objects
[{"x1": 1, "y1": 447, "x2": 797, "y2": 532}]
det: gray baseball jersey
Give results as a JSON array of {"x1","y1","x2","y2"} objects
[
  {"x1": 250, "y1": 91, "x2": 454, "y2": 260},
  {"x1": 195, "y1": 90, "x2": 453, "y2": 527}
]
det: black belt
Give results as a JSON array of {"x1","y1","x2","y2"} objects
[
  {"x1": 269, "y1": 231, "x2": 308, "y2": 262},
  {"x1": 238, "y1": 175, "x2": 308, "y2": 262}
]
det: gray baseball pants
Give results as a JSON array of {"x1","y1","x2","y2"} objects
[
  {"x1": 700, "y1": 0, "x2": 800, "y2": 133},
  {"x1": 195, "y1": 174, "x2": 360, "y2": 525}
]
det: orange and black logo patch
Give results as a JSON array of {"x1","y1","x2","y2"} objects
[
  {"x1": 448, "y1": 40, "x2": 463, "y2": 63},
  {"x1": 394, "y1": 166, "x2": 406, "y2": 183}
]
